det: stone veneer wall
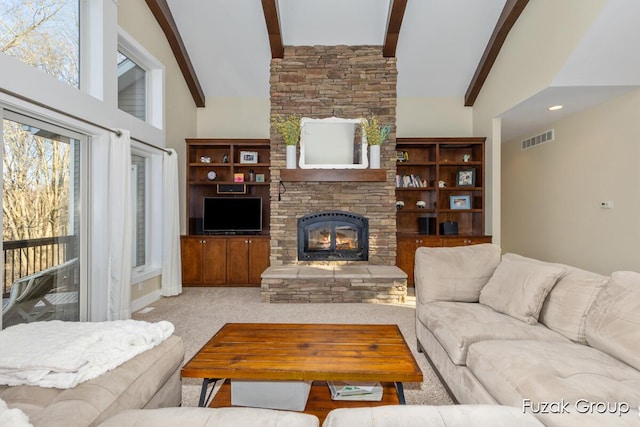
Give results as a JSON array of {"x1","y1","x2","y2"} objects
[{"x1": 269, "y1": 46, "x2": 398, "y2": 266}]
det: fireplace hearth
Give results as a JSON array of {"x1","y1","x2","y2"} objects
[{"x1": 297, "y1": 211, "x2": 368, "y2": 261}]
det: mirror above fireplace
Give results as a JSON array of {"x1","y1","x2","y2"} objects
[{"x1": 298, "y1": 117, "x2": 368, "y2": 169}]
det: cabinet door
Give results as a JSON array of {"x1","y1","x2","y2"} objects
[
  {"x1": 248, "y1": 238, "x2": 270, "y2": 285},
  {"x1": 397, "y1": 237, "x2": 419, "y2": 286},
  {"x1": 202, "y1": 238, "x2": 227, "y2": 285},
  {"x1": 226, "y1": 238, "x2": 250, "y2": 284},
  {"x1": 181, "y1": 237, "x2": 203, "y2": 285}
]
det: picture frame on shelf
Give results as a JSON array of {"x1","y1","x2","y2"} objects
[
  {"x1": 240, "y1": 151, "x2": 258, "y2": 164},
  {"x1": 234, "y1": 173, "x2": 245, "y2": 183},
  {"x1": 456, "y1": 168, "x2": 475, "y2": 187},
  {"x1": 450, "y1": 195, "x2": 471, "y2": 210},
  {"x1": 255, "y1": 173, "x2": 265, "y2": 183}
]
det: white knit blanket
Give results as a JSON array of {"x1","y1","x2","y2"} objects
[
  {"x1": 0, "y1": 398, "x2": 32, "y2": 427},
  {"x1": 0, "y1": 320, "x2": 174, "y2": 389}
]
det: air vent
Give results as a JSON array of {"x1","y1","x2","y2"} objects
[{"x1": 521, "y1": 129, "x2": 554, "y2": 150}]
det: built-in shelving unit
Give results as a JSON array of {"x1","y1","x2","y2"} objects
[
  {"x1": 395, "y1": 137, "x2": 491, "y2": 284},
  {"x1": 182, "y1": 139, "x2": 271, "y2": 287}
]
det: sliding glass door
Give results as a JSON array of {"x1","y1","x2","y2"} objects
[{"x1": 1, "y1": 112, "x2": 85, "y2": 328}]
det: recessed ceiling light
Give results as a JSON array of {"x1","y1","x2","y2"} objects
[{"x1": 548, "y1": 105, "x2": 563, "y2": 111}]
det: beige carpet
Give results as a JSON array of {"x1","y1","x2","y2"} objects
[{"x1": 133, "y1": 287, "x2": 454, "y2": 407}]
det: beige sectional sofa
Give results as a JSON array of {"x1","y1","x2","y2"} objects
[
  {"x1": 99, "y1": 404, "x2": 544, "y2": 427},
  {"x1": 0, "y1": 334, "x2": 184, "y2": 427},
  {"x1": 414, "y1": 244, "x2": 640, "y2": 427}
]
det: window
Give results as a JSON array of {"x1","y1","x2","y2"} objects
[
  {"x1": 118, "y1": 51, "x2": 147, "y2": 121},
  {"x1": 2, "y1": 112, "x2": 85, "y2": 328},
  {"x1": 131, "y1": 153, "x2": 147, "y2": 268},
  {"x1": 0, "y1": 0, "x2": 80, "y2": 88},
  {"x1": 118, "y1": 29, "x2": 164, "y2": 129}
]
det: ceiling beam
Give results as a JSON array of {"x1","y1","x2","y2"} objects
[
  {"x1": 145, "y1": 0, "x2": 206, "y2": 107},
  {"x1": 261, "y1": 0, "x2": 284, "y2": 58},
  {"x1": 383, "y1": 0, "x2": 408, "y2": 57},
  {"x1": 464, "y1": 0, "x2": 529, "y2": 106}
]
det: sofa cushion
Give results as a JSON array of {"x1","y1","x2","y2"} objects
[
  {"x1": 414, "y1": 244, "x2": 501, "y2": 303},
  {"x1": 417, "y1": 301, "x2": 568, "y2": 365},
  {"x1": 479, "y1": 257, "x2": 565, "y2": 324},
  {"x1": 322, "y1": 405, "x2": 544, "y2": 427},
  {"x1": 0, "y1": 335, "x2": 184, "y2": 427},
  {"x1": 98, "y1": 407, "x2": 319, "y2": 427},
  {"x1": 585, "y1": 271, "x2": 640, "y2": 371},
  {"x1": 504, "y1": 253, "x2": 608, "y2": 343},
  {"x1": 466, "y1": 340, "x2": 640, "y2": 414}
]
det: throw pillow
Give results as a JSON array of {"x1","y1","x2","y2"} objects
[
  {"x1": 479, "y1": 257, "x2": 565, "y2": 324},
  {"x1": 585, "y1": 271, "x2": 640, "y2": 371},
  {"x1": 414, "y1": 244, "x2": 501, "y2": 303}
]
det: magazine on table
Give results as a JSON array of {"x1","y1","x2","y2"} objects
[{"x1": 327, "y1": 381, "x2": 383, "y2": 401}]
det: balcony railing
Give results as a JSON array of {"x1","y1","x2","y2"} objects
[{"x1": 2, "y1": 236, "x2": 77, "y2": 296}]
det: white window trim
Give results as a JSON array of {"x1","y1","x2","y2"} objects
[{"x1": 130, "y1": 144, "x2": 162, "y2": 284}]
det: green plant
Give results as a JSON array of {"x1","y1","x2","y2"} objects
[
  {"x1": 361, "y1": 116, "x2": 391, "y2": 146},
  {"x1": 271, "y1": 114, "x2": 301, "y2": 146}
]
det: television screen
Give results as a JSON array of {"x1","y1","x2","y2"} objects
[{"x1": 203, "y1": 197, "x2": 262, "y2": 233}]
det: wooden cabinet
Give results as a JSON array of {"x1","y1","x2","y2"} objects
[
  {"x1": 181, "y1": 236, "x2": 227, "y2": 286},
  {"x1": 181, "y1": 235, "x2": 269, "y2": 286},
  {"x1": 226, "y1": 237, "x2": 270, "y2": 285},
  {"x1": 395, "y1": 137, "x2": 491, "y2": 285}
]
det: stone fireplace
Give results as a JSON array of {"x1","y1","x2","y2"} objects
[
  {"x1": 269, "y1": 45, "x2": 398, "y2": 267},
  {"x1": 297, "y1": 211, "x2": 368, "y2": 262},
  {"x1": 263, "y1": 45, "x2": 406, "y2": 303}
]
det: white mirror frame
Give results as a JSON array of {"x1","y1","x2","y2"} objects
[{"x1": 298, "y1": 117, "x2": 368, "y2": 169}]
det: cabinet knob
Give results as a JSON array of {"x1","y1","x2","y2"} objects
[{"x1": 465, "y1": 239, "x2": 472, "y2": 244}]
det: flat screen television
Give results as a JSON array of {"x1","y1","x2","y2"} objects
[{"x1": 203, "y1": 197, "x2": 262, "y2": 234}]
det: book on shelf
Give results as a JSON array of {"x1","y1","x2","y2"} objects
[
  {"x1": 327, "y1": 381, "x2": 383, "y2": 401},
  {"x1": 395, "y1": 174, "x2": 428, "y2": 188}
]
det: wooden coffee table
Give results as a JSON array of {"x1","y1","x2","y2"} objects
[{"x1": 181, "y1": 323, "x2": 423, "y2": 422}]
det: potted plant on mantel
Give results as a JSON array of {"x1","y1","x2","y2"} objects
[
  {"x1": 271, "y1": 114, "x2": 301, "y2": 169},
  {"x1": 361, "y1": 116, "x2": 391, "y2": 169}
]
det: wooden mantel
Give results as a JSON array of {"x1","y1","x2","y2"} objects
[{"x1": 280, "y1": 169, "x2": 387, "y2": 182}]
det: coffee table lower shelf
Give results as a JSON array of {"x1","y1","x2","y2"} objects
[{"x1": 207, "y1": 380, "x2": 400, "y2": 424}]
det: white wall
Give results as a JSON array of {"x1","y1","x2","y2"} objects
[
  {"x1": 472, "y1": 0, "x2": 607, "y2": 244},
  {"x1": 397, "y1": 97, "x2": 472, "y2": 137},
  {"x1": 502, "y1": 89, "x2": 640, "y2": 274},
  {"x1": 197, "y1": 97, "x2": 270, "y2": 138}
]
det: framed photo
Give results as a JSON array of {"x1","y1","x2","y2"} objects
[
  {"x1": 255, "y1": 173, "x2": 265, "y2": 183},
  {"x1": 450, "y1": 195, "x2": 471, "y2": 210},
  {"x1": 456, "y1": 168, "x2": 476, "y2": 187},
  {"x1": 240, "y1": 151, "x2": 258, "y2": 164},
  {"x1": 233, "y1": 173, "x2": 244, "y2": 183}
]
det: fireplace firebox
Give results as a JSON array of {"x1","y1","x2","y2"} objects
[{"x1": 297, "y1": 211, "x2": 368, "y2": 261}]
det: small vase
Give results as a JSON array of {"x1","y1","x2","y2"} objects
[
  {"x1": 286, "y1": 145, "x2": 297, "y2": 169},
  {"x1": 369, "y1": 145, "x2": 381, "y2": 169}
]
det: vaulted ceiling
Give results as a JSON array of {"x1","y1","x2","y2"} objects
[{"x1": 148, "y1": 0, "x2": 640, "y2": 141}]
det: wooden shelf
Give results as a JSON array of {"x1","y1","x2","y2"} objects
[{"x1": 280, "y1": 169, "x2": 387, "y2": 182}]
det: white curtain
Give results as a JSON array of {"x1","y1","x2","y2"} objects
[
  {"x1": 107, "y1": 130, "x2": 132, "y2": 320},
  {"x1": 162, "y1": 149, "x2": 182, "y2": 296}
]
